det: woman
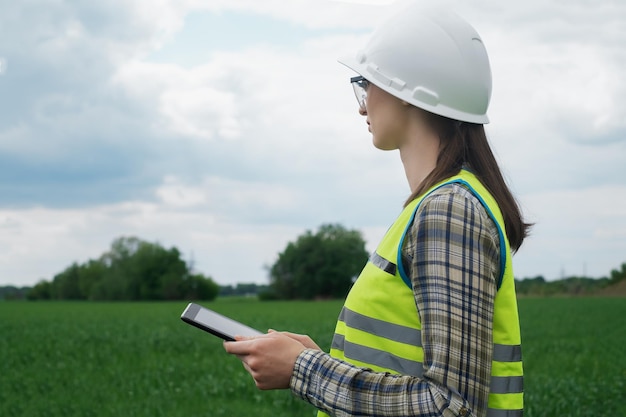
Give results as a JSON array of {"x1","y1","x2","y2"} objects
[{"x1": 225, "y1": 5, "x2": 530, "y2": 417}]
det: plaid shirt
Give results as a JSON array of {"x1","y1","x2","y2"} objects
[{"x1": 290, "y1": 184, "x2": 501, "y2": 417}]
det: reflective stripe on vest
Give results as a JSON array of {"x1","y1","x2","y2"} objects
[
  {"x1": 332, "y1": 306, "x2": 524, "y2": 395},
  {"x1": 319, "y1": 170, "x2": 524, "y2": 417}
]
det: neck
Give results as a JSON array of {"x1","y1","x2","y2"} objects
[{"x1": 398, "y1": 130, "x2": 440, "y2": 194}]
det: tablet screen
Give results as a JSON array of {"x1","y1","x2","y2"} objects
[{"x1": 181, "y1": 303, "x2": 263, "y2": 340}]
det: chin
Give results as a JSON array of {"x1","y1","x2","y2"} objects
[{"x1": 372, "y1": 138, "x2": 396, "y2": 151}]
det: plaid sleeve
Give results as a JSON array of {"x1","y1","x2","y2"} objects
[
  {"x1": 289, "y1": 184, "x2": 499, "y2": 417},
  {"x1": 290, "y1": 349, "x2": 470, "y2": 417},
  {"x1": 407, "y1": 184, "x2": 499, "y2": 417}
]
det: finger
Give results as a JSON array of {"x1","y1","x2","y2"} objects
[
  {"x1": 234, "y1": 333, "x2": 269, "y2": 341},
  {"x1": 279, "y1": 331, "x2": 306, "y2": 341},
  {"x1": 223, "y1": 339, "x2": 253, "y2": 355},
  {"x1": 267, "y1": 329, "x2": 294, "y2": 338},
  {"x1": 279, "y1": 332, "x2": 321, "y2": 350}
]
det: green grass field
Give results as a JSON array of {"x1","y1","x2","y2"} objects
[{"x1": 1, "y1": 298, "x2": 624, "y2": 417}]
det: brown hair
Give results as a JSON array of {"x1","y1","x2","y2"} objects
[{"x1": 405, "y1": 112, "x2": 532, "y2": 252}]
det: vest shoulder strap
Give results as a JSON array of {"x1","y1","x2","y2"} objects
[{"x1": 396, "y1": 178, "x2": 508, "y2": 290}]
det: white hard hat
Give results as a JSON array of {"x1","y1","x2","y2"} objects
[{"x1": 339, "y1": 5, "x2": 492, "y2": 124}]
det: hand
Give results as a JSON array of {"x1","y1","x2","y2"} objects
[
  {"x1": 223, "y1": 332, "x2": 307, "y2": 390},
  {"x1": 268, "y1": 329, "x2": 321, "y2": 350}
]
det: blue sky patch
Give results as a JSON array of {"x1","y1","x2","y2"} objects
[{"x1": 148, "y1": 10, "x2": 350, "y2": 67}]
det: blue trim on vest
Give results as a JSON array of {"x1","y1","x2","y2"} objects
[{"x1": 397, "y1": 178, "x2": 507, "y2": 290}]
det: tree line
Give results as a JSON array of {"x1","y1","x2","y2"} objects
[
  {"x1": 2, "y1": 224, "x2": 369, "y2": 302},
  {"x1": 25, "y1": 236, "x2": 219, "y2": 301},
  {"x1": 1, "y1": 225, "x2": 625, "y2": 301},
  {"x1": 219, "y1": 283, "x2": 270, "y2": 297},
  {"x1": 515, "y1": 262, "x2": 626, "y2": 296}
]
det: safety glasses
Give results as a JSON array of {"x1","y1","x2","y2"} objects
[{"x1": 350, "y1": 75, "x2": 370, "y2": 110}]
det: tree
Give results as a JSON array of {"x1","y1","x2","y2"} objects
[
  {"x1": 27, "y1": 280, "x2": 52, "y2": 300},
  {"x1": 609, "y1": 263, "x2": 626, "y2": 285},
  {"x1": 183, "y1": 273, "x2": 220, "y2": 301},
  {"x1": 268, "y1": 223, "x2": 369, "y2": 300},
  {"x1": 52, "y1": 263, "x2": 83, "y2": 300}
]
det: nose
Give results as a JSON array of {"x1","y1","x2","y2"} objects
[{"x1": 359, "y1": 106, "x2": 367, "y2": 116}]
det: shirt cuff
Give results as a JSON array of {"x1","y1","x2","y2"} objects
[{"x1": 289, "y1": 348, "x2": 326, "y2": 403}]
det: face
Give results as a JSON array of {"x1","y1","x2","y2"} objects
[{"x1": 359, "y1": 83, "x2": 413, "y2": 151}]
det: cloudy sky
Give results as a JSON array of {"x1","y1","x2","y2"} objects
[{"x1": 1, "y1": 0, "x2": 624, "y2": 288}]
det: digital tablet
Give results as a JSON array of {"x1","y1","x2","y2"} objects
[{"x1": 180, "y1": 302, "x2": 263, "y2": 341}]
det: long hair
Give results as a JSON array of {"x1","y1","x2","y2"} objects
[{"x1": 405, "y1": 113, "x2": 532, "y2": 252}]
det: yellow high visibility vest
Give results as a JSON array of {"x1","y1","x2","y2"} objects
[{"x1": 318, "y1": 170, "x2": 523, "y2": 417}]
